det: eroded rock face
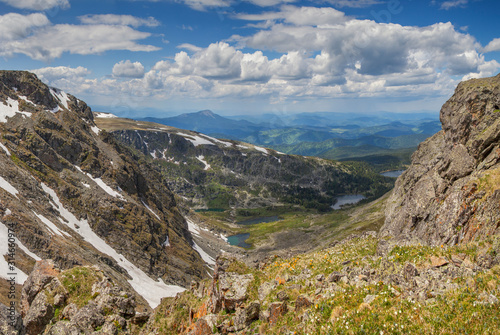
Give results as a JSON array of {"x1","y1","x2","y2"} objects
[{"x1": 382, "y1": 73, "x2": 500, "y2": 246}]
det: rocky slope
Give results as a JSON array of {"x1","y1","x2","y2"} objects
[
  {"x1": 95, "y1": 116, "x2": 393, "y2": 213},
  {"x1": 382, "y1": 73, "x2": 500, "y2": 246},
  {"x1": 0, "y1": 71, "x2": 211, "y2": 311},
  {"x1": 133, "y1": 234, "x2": 500, "y2": 334}
]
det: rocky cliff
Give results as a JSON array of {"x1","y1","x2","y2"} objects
[
  {"x1": 0, "y1": 71, "x2": 209, "y2": 311},
  {"x1": 382, "y1": 73, "x2": 500, "y2": 245}
]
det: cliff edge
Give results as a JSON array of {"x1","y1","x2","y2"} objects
[{"x1": 381, "y1": 73, "x2": 500, "y2": 245}]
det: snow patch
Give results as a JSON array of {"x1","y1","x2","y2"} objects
[
  {"x1": 0, "y1": 142, "x2": 10, "y2": 156},
  {"x1": 142, "y1": 200, "x2": 161, "y2": 220},
  {"x1": 33, "y1": 212, "x2": 71, "y2": 237},
  {"x1": 41, "y1": 183, "x2": 184, "y2": 308},
  {"x1": 0, "y1": 97, "x2": 32, "y2": 123},
  {"x1": 0, "y1": 176, "x2": 19, "y2": 198},
  {"x1": 50, "y1": 88, "x2": 70, "y2": 110},
  {"x1": 185, "y1": 218, "x2": 215, "y2": 266},
  {"x1": 180, "y1": 133, "x2": 214, "y2": 146},
  {"x1": 91, "y1": 125, "x2": 100, "y2": 135},
  {"x1": 196, "y1": 155, "x2": 211, "y2": 170},
  {"x1": 162, "y1": 235, "x2": 170, "y2": 247},
  {"x1": 94, "y1": 112, "x2": 118, "y2": 118},
  {"x1": 193, "y1": 242, "x2": 215, "y2": 266},
  {"x1": 75, "y1": 166, "x2": 126, "y2": 201},
  {"x1": 0, "y1": 221, "x2": 29, "y2": 284},
  {"x1": 253, "y1": 146, "x2": 269, "y2": 155}
]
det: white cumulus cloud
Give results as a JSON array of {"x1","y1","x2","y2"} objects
[
  {"x1": 112, "y1": 60, "x2": 146, "y2": 78},
  {"x1": 78, "y1": 14, "x2": 160, "y2": 27},
  {"x1": 0, "y1": 13, "x2": 161, "y2": 61},
  {"x1": 483, "y1": 38, "x2": 500, "y2": 53},
  {"x1": 0, "y1": 0, "x2": 69, "y2": 10}
]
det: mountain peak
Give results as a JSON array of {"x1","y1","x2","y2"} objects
[{"x1": 197, "y1": 110, "x2": 217, "y2": 118}]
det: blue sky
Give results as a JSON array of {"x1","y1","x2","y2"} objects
[{"x1": 1, "y1": 0, "x2": 499, "y2": 117}]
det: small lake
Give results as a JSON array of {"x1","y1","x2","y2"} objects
[
  {"x1": 227, "y1": 233, "x2": 251, "y2": 248},
  {"x1": 237, "y1": 216, "x2": 280, "y2": 225},
  {"x1": 332, "y1": 194, "x2": 366, "y2": 210},
  {"x1": 380, "y1": 170, "x2": 405, "y2": 178}
]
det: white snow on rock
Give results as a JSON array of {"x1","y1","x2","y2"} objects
[
  {"x1": 141, "y1": 200, "x2": 161, "y2": 220},
  {"x1": 41, "y1": 183, "x2": 185, "y2": 308},
  {"x1": 33, "y1": 212, "x2": 71, "y2": 237},
  {"x1": 91, "y1": 125, "x2": 100, "y2": 135},
  {"x1": 0, "y1": 221, "x2": 29, "y2": 284},
  {"x1": 185, "y1": 218, "x2": 216, "y2": 266},
  {"x1": 50, "y1": 88, "x2": 70, "y2": 110},
  {"x1": 180, "y1": 133, "x2": 214, "y2": 146},
  {"x1": 0, "y1": 97, "x2": 32, "y2": 123},
  {"x1": 75, "y1": 166, "x2": 126, "y2": 201},
  {"x1": 0, "y1": 176, "x2": 19, "y2": 198},
  {"x1": 253, "y1": 145, "x2": 269, "y2": 155},
  {"x1": 196, "y1": 156, "x2": 211, "y2": 170},
  {"x1": 94, "y1": 112, "x2": 118, "y2": 118},
  {"x1": 162, "y1": 235, "x2": 171, "y2": 247},
  {"x1": 0, "y1": 142, "x2": 11, "y2": 156},
  {"x1": 200, "y1": 134, "x2": 232, "y2": 148},
  {"x1": 193, "y1": 242, "x2": 215, "y2": 266}
]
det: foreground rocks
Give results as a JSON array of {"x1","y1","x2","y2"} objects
[
  {"x1": 2, "y1": 260, "x2": 148, "y2": 335},
  {"x1": 139, "y1": 233, "x2": 500, "y2": 334}
]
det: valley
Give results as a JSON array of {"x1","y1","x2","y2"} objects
[{"x1": 1, "y1": 71, "x2": 499, "y2": 335}]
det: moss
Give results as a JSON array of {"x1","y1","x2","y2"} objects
[{"x1": 59, "y1": 266, "x2": 103, "y2": 308}]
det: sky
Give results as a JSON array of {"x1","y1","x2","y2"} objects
[{"x1": 1, "y1": 0, "x2": 499, "y2": 118}]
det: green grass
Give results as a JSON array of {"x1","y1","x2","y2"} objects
[{"x1": 59, "y1": 266, "x2": 104, "y2": 307}]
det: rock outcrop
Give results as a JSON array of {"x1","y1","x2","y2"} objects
[
  {"x1": 7, "y1": 259, "x2": 149, "y2": 335},
  {"x1": 382, "y1": 74, "x2": 500, "y2": 245}
]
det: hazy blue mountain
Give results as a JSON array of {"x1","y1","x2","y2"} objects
[{"x1": 141, "y1": 110, "x2": 263, "y2": 138}]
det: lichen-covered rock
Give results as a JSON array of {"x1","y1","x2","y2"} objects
[
  {"x1": 382, "y1": 73, "x2": 500, "y2": 246},
  {"x1": 218, "y1": 272, "x2": 254, "y2": 311},
  {"x1": 0, "y1": 303, "x2": 23, "y2": 335},
  {"x1": 268, "y1": 302, "x2": 287, "y2": 326}
]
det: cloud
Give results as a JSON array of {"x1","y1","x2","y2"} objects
[
  {"x1": 33, "y1": 65, "x2": 91, "y2": 82},
  {"x1": 319, "y1": 0, "x2": 383, "y2": 8},
  {"x1": 237, "y1": 5, "x2": 348, "y2": 26},
  {"x1": 177, "y1": 43, "x2": 203, "y2": 52},
  {"x1": 439, "y1": 0, "x2": 468, "y2": 10},
  {"x1": 0, "y1": 0, "x2": 69, "y2": 10},
  {"x1": 178, "y1": 0, "x2": 232, "y2": 11},
  {"x1": 28, "y1": 4, "x2": 500, "y2": 110},
  {"x1": 112, "y1": 60, "x2": 146, "y2": 78},
  {"x1": 78, "y1": 14, "x2": 160, "y2": 27},
  {"x1": 483, "y1": 38, "x2": 500, "y2": 53},
  {"x1": 0, "y1": 13, "x2": 49, "y2": 40},
  {"x1": 32, "y1": 66, "x2": 100, "y2": 96},
  {"x1": 245, "y1": 0, "x2": 297, "y2": 6},
  {"x1": 0, "y1": 13, "x2": 161, "y2": 61}
]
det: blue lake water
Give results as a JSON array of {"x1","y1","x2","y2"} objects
[
  {"x1": 227, "y1": 233, "x2": 251, "y2": 248},
  {"x1": 332, "y1": 194, "x2": 366, "y2": 210},
  {"x1": 381, "y1": 170, "x2": 405, "y2": 178}
]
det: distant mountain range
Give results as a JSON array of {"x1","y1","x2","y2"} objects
[
  {"x1": 139, "y1": 109, "x2": 440, "y2": 171},
  {"x1": 142, "y1": 110, "x2": 262, "y2": 139}
]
